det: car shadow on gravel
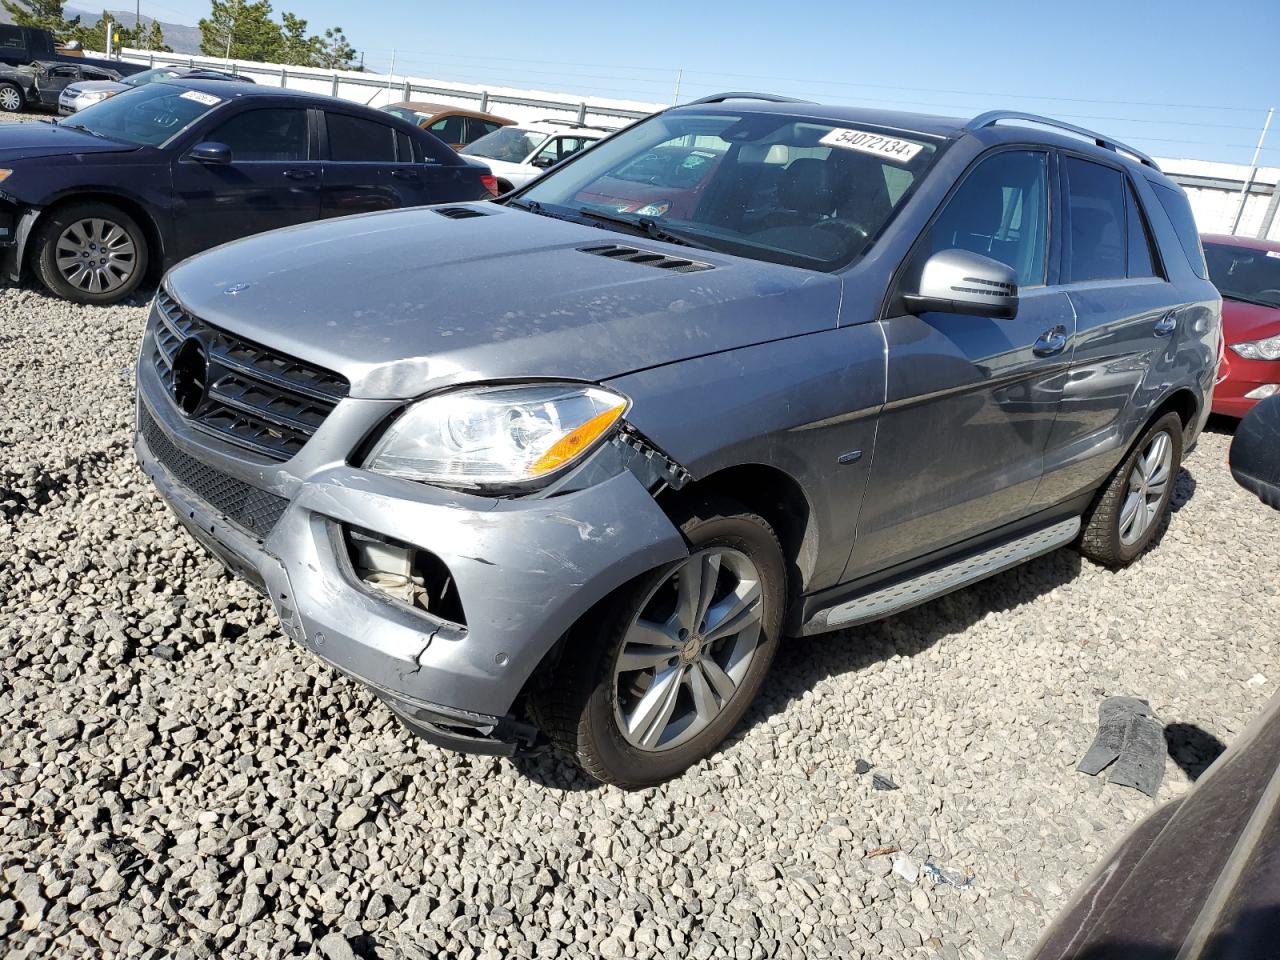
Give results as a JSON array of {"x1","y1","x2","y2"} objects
[{"x1": 1163, "y1": 722, "x2": 1227, "y2": 782}]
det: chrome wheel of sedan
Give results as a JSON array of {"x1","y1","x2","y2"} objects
[
  {"x1": 0, "y1": 85, "x2": 22, "y2": 112},
  {"x1": 1119, "y1": 430, "x2": 1173, "y2": 545},
  {"x1": 55, "y1": 218, "x2": 138, "y2": 295},
  {"x1": 613, "y1": 547, "x2": 764, "y2": 753}
]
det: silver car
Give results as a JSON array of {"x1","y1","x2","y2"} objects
[
  {"x1": 135, "y1": 95, "x2": 1219, "y2": 787},
  {"x1": 59, "y1": 65, "x2": 246, "y2": 115}
]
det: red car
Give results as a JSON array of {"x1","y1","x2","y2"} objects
[
  {"x1": 576, "y1": 144, "x2": 724, "y2": 219},
  {"x1": 1203, "y1": 233, "x2": 1280, "y2": 417}
]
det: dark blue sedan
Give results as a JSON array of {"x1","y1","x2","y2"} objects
[{"x1": 0, "y1": 79, "x2": 498, "y2": 303}]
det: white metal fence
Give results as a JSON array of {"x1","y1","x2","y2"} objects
[{"x1": 105, "y1": 48, "x2": 1280, "y2": 242}]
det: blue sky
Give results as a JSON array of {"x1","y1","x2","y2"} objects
[{"x1": 136, "y1": 0, "x2": 1279, "y2": 165}]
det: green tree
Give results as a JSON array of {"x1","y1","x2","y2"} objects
[
  {"x1": 70, "y1": 10, "x2": 139, "y2": 52},
  {"x1": 277, "y1": 11, "x2": 314, "y2": 65},
  {"x1": 312, "y1": 26, "x2": 355, "y2": 70},
  {"x1": 141, "y1": 19, "x2": 170, "y2": 52},
  {"x1": 0, "y1": 0, "x2": 79, "y2": 38},
  {"x1": 198, "y1": 0, "x2": 282, "y2": 61}
]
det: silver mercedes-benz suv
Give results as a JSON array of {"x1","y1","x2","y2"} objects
[{"x1": 135, "y1": 94, "x2": 1219, "y2": 787}]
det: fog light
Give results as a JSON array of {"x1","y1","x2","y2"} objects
[
  {"x1": 343, "y1": 527, "x2": 467, "y2": 625},
  {"x1": 1245, "y1": 384, "x2": 1279, "y2": 400}
]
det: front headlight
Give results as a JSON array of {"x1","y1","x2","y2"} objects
[
  {"x1": 364, "y1": 383, "x2": 629, "y2": 488},
  {"x1": 79, "y1": 90, "x2": 115, "y2": 104},
  {"x1": 1231, "y1": 335, "x2": 1280, "y2": 361}
]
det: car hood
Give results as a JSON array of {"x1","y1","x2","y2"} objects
[
  {"x1": 1223, "y1": 298, "x2": 1280, "y2": 342},
  {"x1": 64, "y1": 80, "x2": 128, "y2": 96},
  {"x1": 165, "y1": 203, "x2": 842, "y2": 400},
  {"x1": 0, "y1": 121, "x2": 136, "y2": 162}
]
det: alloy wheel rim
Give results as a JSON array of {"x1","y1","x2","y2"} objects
[
  {"x1": 1119, "y1": 430, "x2": 1173, "y2": 546},
  {"x1": 0, "y1": 88, "x2": 19, "y2": 111},
  {"x1": 613, "y1": 547, "x2": 764, "y2": 753},
  {"x1": 55, "y1": 218, "x2": 137, "y2": 295}
]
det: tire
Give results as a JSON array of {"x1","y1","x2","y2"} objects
[
  {"x1": 33, "y1": 202, "x2": 149, "y2": 305},
  {"x1": 1078, "y1": 411, "x2": 1184, "y2": 567},
  {"x1": 0, "y1": 82, "x2": 23, "y2": 113},
  {"x1": 534, "y1": 496, "x2": 786, "y2": 788}
]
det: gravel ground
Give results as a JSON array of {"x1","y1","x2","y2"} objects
[{"x1": 1, "y1": 138, "x2": 1279, "y2": 958}]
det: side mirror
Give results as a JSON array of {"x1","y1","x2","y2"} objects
[
  {"x1": 903, "y1": 249, "x2": 1019, "y2": 320},
  {"x1": 190, "y1": 141, "x2": 232, "y2": 164},
  {"x1": 529, "y1": 153, "x2": 556, "y2": 169},
  {"x1": 1230, "y1": 395, "x2": 1280, "y2": 510}
]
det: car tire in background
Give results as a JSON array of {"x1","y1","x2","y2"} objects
[
  {"x1": 0, "y1": 82, "x2": 25, "y2": 113},
  {"x1": 33, "y1": 202, "x2": 149, "y2": 305},
  {"x1": 534, "y1": 496, "x2": 786, "y2": 788},
  {"x1": 1078, "y1": 411, "x2": 1184, "y2": 567}
]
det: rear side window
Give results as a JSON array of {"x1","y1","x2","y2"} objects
[
  {"x1": 1125, "y1": 182, "x2": 1161, "y2": 279},
  {"x1": 0, "y1": 26, "x2": 24, "y2": 52},
  {"x1": 467, "y1": 118, "x2": 502, "y2": 142},
  {"x1": 326, "y1": 113, "x2": 396, "y2": 162},
  {"x1": 1063, "y1": 157, "x2": 1126, "y2": 282},
  {"x1": 1152, "y1": 181, "x2": 1209, "y2": 279},
  {"x1": 924, "y1": 149, "x2": 1049, "y2": 287},
  {"x1": 208, "y1": 109, "x2": 308, "y2": 162},
  {"x1": 428, "y1": 115, "x2": 465, "y2": 144}
]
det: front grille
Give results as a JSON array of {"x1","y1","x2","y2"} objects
[
  {"x1": 139, "y1": 406, "x2": 289, "y2": 540},
  {"x1": 148, "y1": 289, "x2": 349, "y2": 461}
]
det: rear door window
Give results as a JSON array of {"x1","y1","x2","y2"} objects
[
  {"x1": 1063, "y1": 156, "x2": 1126, "y2": 283},
  {"x1": 1152, "y1": 181, "x2": 1209, "y2": 279},
  {"x1": 427, "y1": 115, "x2": 465, "y2": 144},
  {"x1": 0, "y1": 26, "x2": 25, "y2": 52},
  {"x1": 326, "y1": 113, "x2": 396, "y2": 162},
  {"x1": 207, "y1": 108, "x2": 308, "y2": 162},
  {"x1": 467, "y1": 118, "x2": 502, "y2": 142}
]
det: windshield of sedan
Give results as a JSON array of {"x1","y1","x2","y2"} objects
[
  {"x1": 122, "y1": 67, "x2": 183, "y2": 87},
  {"x1": 460, "y1": 126, "x2": 545, "y2": 163},
  {"x1": 1204, "y1": 241, "x2": 1280, "y2": 308},
  {"x1": 517, "y1": 111, "x2": 939, "y2": 270},
  {"x1": 57, "y1": 83, "x2": 223, "y2": 147}
]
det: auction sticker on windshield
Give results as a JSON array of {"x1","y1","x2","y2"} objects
[
  {"x1": 819, "y1": 128, "x2": 924, "y2": 164},
  {"x1": 180, "y1": 90, "x2": 222, "y2": 107}
]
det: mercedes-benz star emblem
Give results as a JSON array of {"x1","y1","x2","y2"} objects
[
  {"x1": 224, "y1": 283, "x2": 251, "y2": 295},
  {"x1": 172, "y1": 338, "x2": 209, "y2": 417}
]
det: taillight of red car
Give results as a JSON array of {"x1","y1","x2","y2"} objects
[{"x1": 480, "y1": 174, "x2": 499, "y2": 197}]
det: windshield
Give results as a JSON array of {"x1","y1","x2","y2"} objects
[
  {"x1": 123, "y1": 67, "x2": 182, "y2": 88},
  {"x1": 460, "y1": 126, "x2": 545, "y2": 163},
  {"x1": 518, "y1": 110, "x2": 939, "y2": 270},
  {"x1": 1205, "y1": 241, "x2": 1280, "y2": 308},
  {"x1": 58, "y1": 83, "x2": 223, "y2": 147}
]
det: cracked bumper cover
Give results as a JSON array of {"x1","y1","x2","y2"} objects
[{"x1": 134, "y1": 363, "x2": 688, "y2": 751}]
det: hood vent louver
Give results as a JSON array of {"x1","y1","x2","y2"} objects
[
  {"x1": 579, "y1": 244, "x2": 713, "y2": 273},
  {"x1": 434, "y1": 206, "x2": 491, "y2": 220}
]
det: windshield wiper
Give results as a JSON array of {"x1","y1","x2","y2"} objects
[
  {"x1": 58, "y1": 122, "x2": 112, "y2": 141},
  {"x1": 576, "y1": 208, "x2": 712, "y2": 250}
]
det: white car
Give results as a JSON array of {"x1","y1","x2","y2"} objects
[{"x1": 458, "y1": 120, "x2": 614, "y2": 192}]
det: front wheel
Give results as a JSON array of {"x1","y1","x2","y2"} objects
[
  {"x1": 33, "y1": 202, "x2": 149, "y2": 305},
  {"x1": 1078, "y1": 411, "x2": 1184, "y2": 567},
  {"x1": 534, "y1": 497, "x2": 786, "y2": 788}
]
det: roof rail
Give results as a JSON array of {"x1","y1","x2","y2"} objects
[
  {"x1": 686, "y1": 92, "x2": 816, "y2": 106},
  {"x1": 965, "y1": 110, "x2": 1160, "y2": 170}
]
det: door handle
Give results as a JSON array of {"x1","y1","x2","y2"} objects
[
  {"x1": 1153, "y1": 312, "x2": 1178, "y2": 337},
  {"x1": 1033, "y1": 325, "x2": 1069, "y2": 357},
  {"x1": 391, "y1": 169, "x2": 421, "y2": 181},
  {"x1": 283, "y1": 168, "x2": 316, "y2": 180}
]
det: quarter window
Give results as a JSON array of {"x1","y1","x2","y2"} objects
[
  {"x1": 1063, "y1": 157, "x2": 1126, "y2": 283},
  {"x1": 326, "y1": 113, "x2": 396, "y2": 162},
  {"x1": 206, "y1": 109, "x2": 308, "y2": 162},
  {"x1": 1152, "y1": 181, "x2": 1209, "y2": 279},
  {"x1": 467, "y1": 118, "x2": 502, "y2": 143},
  {"x1": 427, "y1": 115, "x2": 465, "y2": 144},
  {"x1": 1125, "y1": 182, "x2": 1161, "y2": 279},
  {"x1": 924, "y1": 150, "x2": 1049, "y2": 288}
]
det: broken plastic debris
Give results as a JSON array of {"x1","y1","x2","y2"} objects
[
  {"x1": 854, "y1": 758, "x2": 873, "y2": 775},
  {"x1": 871, "y1": 773, "x2": 899, "y2": 791},
  {"x1": 1077, "y1": 695, "x2": 1166, "y2": 798},
  {"x1": 892, "y1": 855, "x2": 919, "y2": 883},
  {"x1": 924, "y1": 861, "x2": 976, "y2": 888}
]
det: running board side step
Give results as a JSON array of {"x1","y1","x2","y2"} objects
[{"x1": 806, "y1": 516, "x2": 1081, "y2": 633}]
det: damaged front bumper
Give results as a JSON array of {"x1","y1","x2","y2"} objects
[{"x1": 134, "y1": 359, "x2": 688, "y2": 755}]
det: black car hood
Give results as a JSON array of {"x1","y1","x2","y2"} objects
[
  {"x1": 165, "y1": 203, "x2": 842, "y2": 400},
  {"x1": 0, "y1": 121, "x2": 137, "y2": 163}
]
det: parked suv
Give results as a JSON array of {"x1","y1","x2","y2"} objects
[
  {"x1": 459, "y1": 119, "x2": 615, "y2": 192},
  {"x1": 135, "y1": 95, "x2": 1219, "y2": 787}
]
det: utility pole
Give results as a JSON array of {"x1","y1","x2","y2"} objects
[
  {"x1": 135, "y1": 0, "x2": 140, "y2": 50},
  {"x1": 672, "y1": 68, "x2": 683, "y2": 105},
  {"x1": 225, "y1": 0, "x2": 239, "y2": 61},
  {"x1": 386, "y1": 49, "x2": 396, "y2": 103},
  {"x1": 1231, "y1": 107, "x2": 1274, "y2": 235},
  {"x1": 104, "y1": 18, "x2": 113, "y2": 58}
]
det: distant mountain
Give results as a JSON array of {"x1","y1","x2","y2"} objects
[
  {"x1": 0, "y1": 6, "x2": 204, "y2": 54},
  {"x1": 67, "y1": 8, "x2": 204, "y2": 55}
]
